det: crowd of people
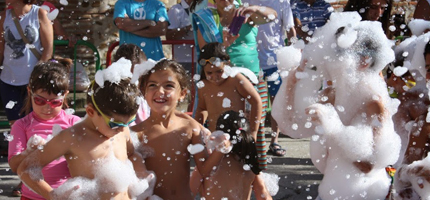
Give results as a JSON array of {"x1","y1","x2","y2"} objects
[{"x1": 1, "y1": 0, "x2": 430, "y2": 199}]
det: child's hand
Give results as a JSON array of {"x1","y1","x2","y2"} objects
[
  {"x1": 24, "y1": 135, "x2": 47, "y2": 154},
  {"x1": 206, "y1": 131, "x2": 232, "y2": 154},
  {"x1": 222, "y1": 30, "x2": 240, "y2": 48}
]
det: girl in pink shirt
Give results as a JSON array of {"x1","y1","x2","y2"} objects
[{"x1": 8, "y1": 59, "x2": 80, "y2": 200}]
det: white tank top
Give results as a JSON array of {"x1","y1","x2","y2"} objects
[{"x1": 1, "y1": 5, "x2": 41, "y2": 86}]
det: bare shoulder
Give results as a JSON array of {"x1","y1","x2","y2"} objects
[{"x1": 176, "y1": 111, "x2": 203, "y2": 130}]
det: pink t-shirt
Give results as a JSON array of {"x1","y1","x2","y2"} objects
[{"x1": 8, "y1": 110, "x2": 80, "y2": 200}]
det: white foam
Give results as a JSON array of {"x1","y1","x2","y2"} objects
[
  {"x1": 95, "y1": 58, "x2": 133, "y2": 87},
  {"x1": 260, "y1": 172, "x2": 280, "y2": 196},
  {"x1": 131, "y1": 59, "x2": 157, "y2": 84},
  {"x1": 187, "y1": 144, "x2": 205, "y2": 155},
  {"x1": 408, "y1": 19, "x2": 430, "y2": 36}
]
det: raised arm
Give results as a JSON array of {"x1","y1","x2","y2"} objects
[
  {"x1": 238, "y1": 5, "x2": 277, "y2": 25},
  {"x1": 17, "y1": 130, "x2": 73, "y2": 199},
  {"x1": 126, "y1": 130, "x2": 150, "y2": 178},
  {"x1": 191, "y1": 126, "x2": 227, "y2": 178},
  {"x1": 38, "y1": 8, "x2": 53, "y2": 62},
  {"x1": 236, "y1": 73, "x2": 262, "y2": 140}
]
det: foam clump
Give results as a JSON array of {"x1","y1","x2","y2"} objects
[
  {"x1": 276, "y1": 45, "x2": 302, "y2": 72},
  {"x1": 205, "y1": 130, "x2": 232, "y2": 154},
  {"x1": 131, "y1": 59, "x2": 158, "y2": 84},
  {"x1": 408, "y1": 19, "x2": 430, "y2": 36},
  {"x1": 222, "y1": 65, "x2": 258, "y2": 84},
  {"x1": 394, "y1": 154, "x2": 430, "y2": 200},
  {"x1": 260, "y1": 172, "x2": 280, "y2": 196},
  {"x1": 394, "y1": 32, "x2": 430, "y2": 90},
  {"x1": 51, "y1": 151, "x2": 155, "y2": 199},
  {"x1": 95, "y1": 57, "x2": 133, "y2": 87}
]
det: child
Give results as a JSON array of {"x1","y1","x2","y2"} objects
[
  {"x1": 202, "y1": 110, "x2": 264, "y2": 199},
  {"x1": 113, "y1": 43, "x2": 148, "y2": 73},
  {"x1": 195, "y1": 42, "x2": 262, "y2": 139},
  {"x1": 131, "y1": 59, "x2": 227, "y2": 199},
  {"x1": 113, "y1": 43, "x2": 151, "y2": 125},
  {"x1": 7, "y1": 59, "x2": 80, "y2": 200},
  {"x1": 17, "y1": 59, "x2": 155, "y2": 199}
]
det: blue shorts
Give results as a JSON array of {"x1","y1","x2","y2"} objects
[
  {"x1": 263, "y1": 67, "x2": 282, "y2": 97},
  {"x1": 0, "y1": 80, "x2": 28, "y2": 121}
]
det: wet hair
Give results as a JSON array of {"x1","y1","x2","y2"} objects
[
  {"x1": 425, "y1": 41, "x2": 430, "y2": 58},
  {"x1": 87, "y1": 79, "x2": 141, "y2": 117},
  {"x1": 190, "y1": 0, "x2": 204, "y2": 12},
  {"x1": 23, "y1": 0, "x2": 38, "y2": 4},
  {"x1": 113, "y1": 43, "x2": 147, "y2": 66},
  {"x1": 199, "y1": 42, "x2": 230, "y2": 80},
  {"x1": 139, "y1": 59, "x2": 190, "y2": 95},
  {"x1": 22, "y1": 59, "x2": 72, "y2": 115},
  {"x1": 216, "y1": 110, "x2": 262, "y2": 175},
  {"x1": 344, "y1": 0, "x2": 393, "y2": 35}
]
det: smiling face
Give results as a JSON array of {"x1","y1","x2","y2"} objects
[
  {"x1": 30, "y1": 89, "x2": 67, "y2": 120},
  {"x1": 365, "y1": 0, "x2": 388, "y2": 21},
  {"x1": 203, "y1": 62, "x2": 226, "y2": 85},
  {"x1": 144, "y1": 68, "x2": 186, "y2": 114}
]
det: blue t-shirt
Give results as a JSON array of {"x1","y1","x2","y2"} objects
[
  {"x1": 114, "y1": 0, "x2": 169, "y2": 60},
  {"x1": 291, "y1": 0, "x2": 332, "y2": 33}
]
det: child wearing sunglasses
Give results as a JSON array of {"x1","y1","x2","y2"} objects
[
  {"x1": 131, "y1": 59, "x2": 229, "y2": 199},
  {"x1": 191, "y1": 42, "x2": 274, "y2": 198},
  {"x1": 17, "y1": 59, "x2": 156, "y2": 199},
  {"x1": 195, "y1": 42, "x2": 262, "y2": 141},
  {"x1": 8, "y1": 59, "x2": 81, "y2": 200}
]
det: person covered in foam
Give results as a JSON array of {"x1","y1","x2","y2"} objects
[
  {"x1": 393, "y1": 41, "x2": 430, "y2": 200},
  {"x1": 273, "y1": 12, "x2": 401, "y2": 199},
  {"x1": 17, "y1": 58, "x2": 157, "y2": 200}
]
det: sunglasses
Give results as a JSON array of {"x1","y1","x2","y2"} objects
[
  {"x1": 90, "y1": 88, "x2": 136, "y2": 129},
  {"x1": 199, "y1": 57, "x2": 224, "y2": 66},
  {"x1": 31, "y1": 92, "x2": 64, "y2": 107}
]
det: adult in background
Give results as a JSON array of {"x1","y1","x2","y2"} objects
[
  {"x1": 242, "y1": 0, "x2": 295, "y2": 156},
  {"x1": 290, "y1": 0, "x2": 333, "y2": 41},
  {"x1": 113, "y1": 0, "x2": 169, "y2": 61},
  {"x1": 166, "y1": 0, "x2": 195, "y2": 72},
  {"x1": 0, "y1": 0, "x2": 53, "y2": 126},
  {"x1": 344, "y1": 0, "x2": 393, "y2": 38}
]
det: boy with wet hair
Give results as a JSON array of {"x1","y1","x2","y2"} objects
[{"x1": 17, "y1": 60, "x2": 155, "y2": 199}]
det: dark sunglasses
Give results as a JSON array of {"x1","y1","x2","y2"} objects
[
  {"x1": 199, "y1": 57, "x2": 224, "y2": 66},
  {"x1": 31, "y1": 92, "x2": 64, "y2": 107}
]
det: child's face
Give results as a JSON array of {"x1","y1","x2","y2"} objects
[
  {"x1": 203, "y1": 62, "x2": 226, "y2": 85},
  {"x1": 30, "y1": 89, "x2": 66, "y2": 120},
  {"x1": 144, "y1": 68, "x2": 186, "y2": 114}
]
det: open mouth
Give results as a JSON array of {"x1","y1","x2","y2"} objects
[{"x1": 154, "y1": 98, "x2": 167, "y2": 103}]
